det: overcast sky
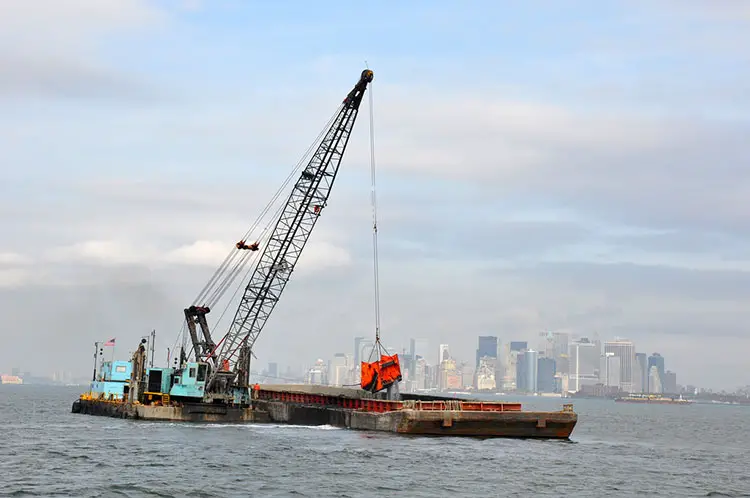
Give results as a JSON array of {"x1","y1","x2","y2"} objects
[{"x1": 1, "y1": 1, "x2": 748, "y2": 390}]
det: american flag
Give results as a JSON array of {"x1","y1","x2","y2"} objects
[{"x1": 103, "y1": 338, "x2": 116, "y2": 347}]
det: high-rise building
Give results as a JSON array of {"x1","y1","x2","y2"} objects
[
  {"x1": 538, "y1": 332, "x2": 570, "y2": 361},
  {"x1": 604, "y1": 340, "x2": 635, "y2": 392},
  {"x1": 648, "y1": 366, "x2": 662, "y2": 393},
  {"x1": 515, "y1": 350, "x2": 539, "y2": 393},
  {"x1": 537, "y1": 357, "x2": 556, "y2": 393},
  {"x1": 516, "y1": 352, "x2": 527, "y2": 391},
  {"x1": 405, "y1": 338, "x2": 429, "y2": 382},
  {"x1": 476, "y1": 336, "x2": 499, "y2": 367},
  {"x1": 438, "y1": 344, "x2": 450, "y2": 364},
  {"x1": 663, "y1": 370, "x2": 677, "y2": 394},
  {"x1": 510, "y1": 341, "x2": 527, "y2": 352},
  {"x1": 556, "y1": 354, "x2": 570, "y2": 376},
  {"x1": 648, "y1": 353, "x2": 665, "y2": 392},
  {"x1": 305, "y1": 359, "x2": 328, "y2": 385},
  {"x1": 476, "y1": 357, "x2": 496, "y2": 391},
  {"x1": 600, "y1": 352, "x2": 621, "y2": 389},
  {"x1": 553, "y1": 332, "x2": 570, "y2": 358},
  {"x1": 635, "y1": 353, "x2": 648, "y2": 393},
  {"x1": 354, "y1": 337, "x2": 366, "y2": 368},
  {"x1": 501, "y1": 343, "x2": 520, "y2": 390},
  {"x1": 525, "y1": 350, "x2": 538, "y2": 393},
  {"x1": 438, "y1": 358, "x2": 461, "y2": 390},
  {"x1": 407, "y1": 356, "x2": 427, "y2": 392},
  {"x1": 355, "y1": 339, "x2": 375, "y2": 383},
  {"x1": 267, "y1": 362, "x2": 278, "y2": 379},
  {"x1": 460, "y1": 362, "x2": 474, "y2": 389},
  {"x1": 570, "y1": 338, "x2": 600, "y2": 392},
  {"x1": 329, "y1": 353, "x2": 349, "y2": 386}
]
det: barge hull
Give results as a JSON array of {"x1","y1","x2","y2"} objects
[
  {"x1": 73, "y1": 398, "x2": 271, "y2": 423},
  {"x1": 73, "y1": 385, "x2": 577, "y2": 439},
  {"x1": 258, "y1": 399, "x2": 576, "y2": 438}
]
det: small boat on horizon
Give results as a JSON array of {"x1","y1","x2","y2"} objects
[{"x1": 614, "y1": 393, "x2": 692, "y2": 405}]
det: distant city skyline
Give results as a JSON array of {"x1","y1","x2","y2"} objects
[
  {"x1": 0, "y1": 327, "x2": 739, "y2": 392},
  {"x1": 1, "y1": 2, "x2": 748, "y2": 392}
]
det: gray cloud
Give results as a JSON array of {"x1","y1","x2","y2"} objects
[
  {"x1": 0, "y1": 52, "x2": 157, "y2": 101},
  {"x1": 496, "y1": 261, "x2": 750, "y2": 303},
  {"x1": 1, "y1": 1, "x2": 749, "y2": 392},
  {"x1": 382, "y1": 218, "x2": 591, "y2": 261},
  {"x1": 607, "y1": 231, "x2": 750, "y2": 262},
  {"x1": 0, "y1": 0, "x2": 164, "y2": 101}
]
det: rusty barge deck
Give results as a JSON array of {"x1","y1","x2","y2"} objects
[{"x1": 72, "y1": 384, "x2": 577, "y2": 439}]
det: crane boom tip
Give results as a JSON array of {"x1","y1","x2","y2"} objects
[{"x1": 361, "y1": 69, "x2": 374, "y2": 82}]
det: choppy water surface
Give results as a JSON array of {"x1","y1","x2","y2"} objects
[{"x1": 1, "y1": 386, "x2": 748, "y2": 497}]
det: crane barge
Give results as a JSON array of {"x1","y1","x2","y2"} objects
[{"x1": 71, "y1": 69, "x2": 578, "y2": 439}]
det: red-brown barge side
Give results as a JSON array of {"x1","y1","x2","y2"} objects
[{"x1": 73, "y1": 384, "x2": 578, "y2": 439}]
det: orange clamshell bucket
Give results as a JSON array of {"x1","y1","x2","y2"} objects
[{"x1": 360, "y1": 353, "x2": 402, "y2": 393}]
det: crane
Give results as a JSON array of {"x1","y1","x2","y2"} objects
[{"x1": 179, "y1": 69, "x2": 374, "y2": 402}]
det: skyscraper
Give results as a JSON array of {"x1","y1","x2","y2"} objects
[
  {"x1": 604, "y1": 340, "x2": 635, "y2": 392},
  {"x1": 476, "y1": 336, "x2": 498, "y2": 367},
  {"x1": 510, "y1": 341, "x2": 527, "y2": 352},
  {"x1": 438, "y1": 344, "x2": 450, "y2": 364},
  {"x1": 516, "y1": 351, "x2": 527, "y2": 391},
  {"x1": 329, "y1": 353, "x2": 349, "y2": 386},
  {"x1": 601, "y1": 352, "x2": 621, "y2": 389},
  {"x1": 648, "y1": 366, "x2": 662, "y2": 393},
  {"x1": 537, "y1": 357, "x2": 556, "y2": 393},
  {"x1": 525, "y1": 350, "x2": 539, "y2": 393},
  {"x1": 354, "y1": 337, "x2": 366, "y2": 366},
  {"x1": 570, "y1": 338, "x2": 600, "y2": 392},
  {"x1": 267, "y1": 362, "x2": 278, "y2": 379},
  {"x1": 663, "y1": 370, "x2": 677, "y2": 394},
  {"x1": 648, "y1": 353, "x2": 665, "y2": 393},
  {"x1": 515, "y1": 350, "x2": 539, "y2": 393},
  {"x1": 635, "y1": 353, "x2": 648, "y2": 393}
]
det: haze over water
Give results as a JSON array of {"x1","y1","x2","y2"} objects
[{"x1": 1, "y1": 386, "x2": 748, "y2": 497}]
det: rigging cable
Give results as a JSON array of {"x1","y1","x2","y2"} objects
[
  {"x1": 192, "y1": 106, "x2": 343, "y2": 308},
  {"x1": 189, "y1": 104, "x2": 348, "y2": 360},
  {"x1": 174, "y1": 107, "x2": 344, "y2": 362},
  {"x1": 203, "y1": 106, "x2": 339, "y2": 311},
  {"x1": 368, "y1": 77, "x2": 384, "y2": 357}
]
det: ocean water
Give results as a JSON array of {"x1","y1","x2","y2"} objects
[{"x1": 1, "y1": 386, "x2": 748, "y2": 497}]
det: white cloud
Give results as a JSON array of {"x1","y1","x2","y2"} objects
[
  {"x1": 0, "y1": 269, "x2": 29, "y2": 288},
  {"x1": 43, "y1": 237, "x2": 351, "y2": 274},
  {"x1": 0, "y1": 252, "x2": 31, "y2": 265},
  {"x1": 164, "y1": 240, "x2": 230, "y2": 267},
  {"x1": 49, "y1": 240, "x2": 155, "y2": 266},
  {"x1": 296, "y1": 241, "x2": 352, "y2": 273}
]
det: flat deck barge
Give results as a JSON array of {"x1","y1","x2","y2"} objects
[{"x1": 73, "y1": 384, "x2": 577, "y2": 439}]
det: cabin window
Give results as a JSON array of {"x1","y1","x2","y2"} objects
[
  {"x1": 197, "y1": 364, "x2": 207, "y2": 382},
  {"x1": 189, "y1": 367, "x2": 196, "y2": 378}
]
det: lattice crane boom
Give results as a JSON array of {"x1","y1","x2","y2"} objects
[{"x1": 204, "y1": 69, "x2": 374, "y2": 390}]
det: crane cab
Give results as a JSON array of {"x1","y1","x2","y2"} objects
[
  {"x1": 169, "y1": 362, "x2": 210, "y2": 400},
  {"x1": 142, "y1": 367, "x2": 175, "y2": 405}
]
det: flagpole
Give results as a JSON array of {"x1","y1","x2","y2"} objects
[
  {"x1": 98, "y1": 343, "x2": 104, "y2": 380},
  {"x1": 92, "y1": 341, "x2": 98, "y2": 381}
]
